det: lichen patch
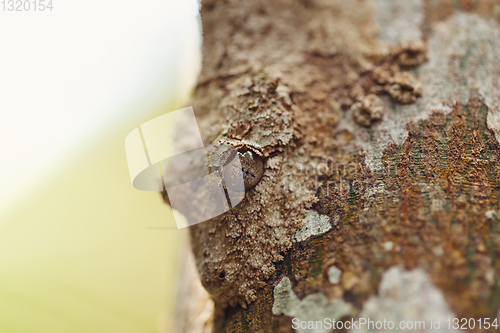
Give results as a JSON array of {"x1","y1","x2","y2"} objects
[
  {"x1": 293, "y1": 210, "x2": 333, "y2": 243},
  {"x1": 272, "y1": 277, "x2": 352, "y2": 333},
  {"x1": 355, "y1": 266, "x2": 455, "y2": 333}
]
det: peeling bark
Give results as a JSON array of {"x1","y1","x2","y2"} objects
[{"x1": 168, "y1": 0, "x2": 500, "y2": 331}]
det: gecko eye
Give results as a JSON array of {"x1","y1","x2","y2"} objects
[
  {"x1": 210, "y1": 144, "x2": 264, "y2": 192},
  {"x1": 237, "y1": 149, "x2": 264, "y2": 190}
]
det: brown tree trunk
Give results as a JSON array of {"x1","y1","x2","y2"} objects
[{"x1": 171, "y1": 0, "x2": 500, "y2": 332}]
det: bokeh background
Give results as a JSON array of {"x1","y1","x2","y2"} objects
[{"x1": 0, "y1": 0, "x2": 200, "y2": 331}]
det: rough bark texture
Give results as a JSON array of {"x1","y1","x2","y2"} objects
[{"x1": 169, "y1": 0, "x2": 500, "y2": 332}]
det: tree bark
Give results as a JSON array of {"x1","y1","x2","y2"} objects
[{"x1": 170, "y1": 0, "x2": 500, "y2": 332}]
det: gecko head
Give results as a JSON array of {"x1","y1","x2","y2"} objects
[{"x1": 188, "y1": 76, "x2": 314, "y2": 307}]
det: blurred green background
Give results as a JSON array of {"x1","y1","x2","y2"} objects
[{"x1": 0, "y1": 0, "x2": 201, "y2": 332}]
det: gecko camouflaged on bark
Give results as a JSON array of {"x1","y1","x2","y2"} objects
[
  {"x1": 167, "y1": 0, "x2": 500, "y2": 332},
  {"x1": 170, "y1": 0, "x2": 425, "y2": 308}
]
